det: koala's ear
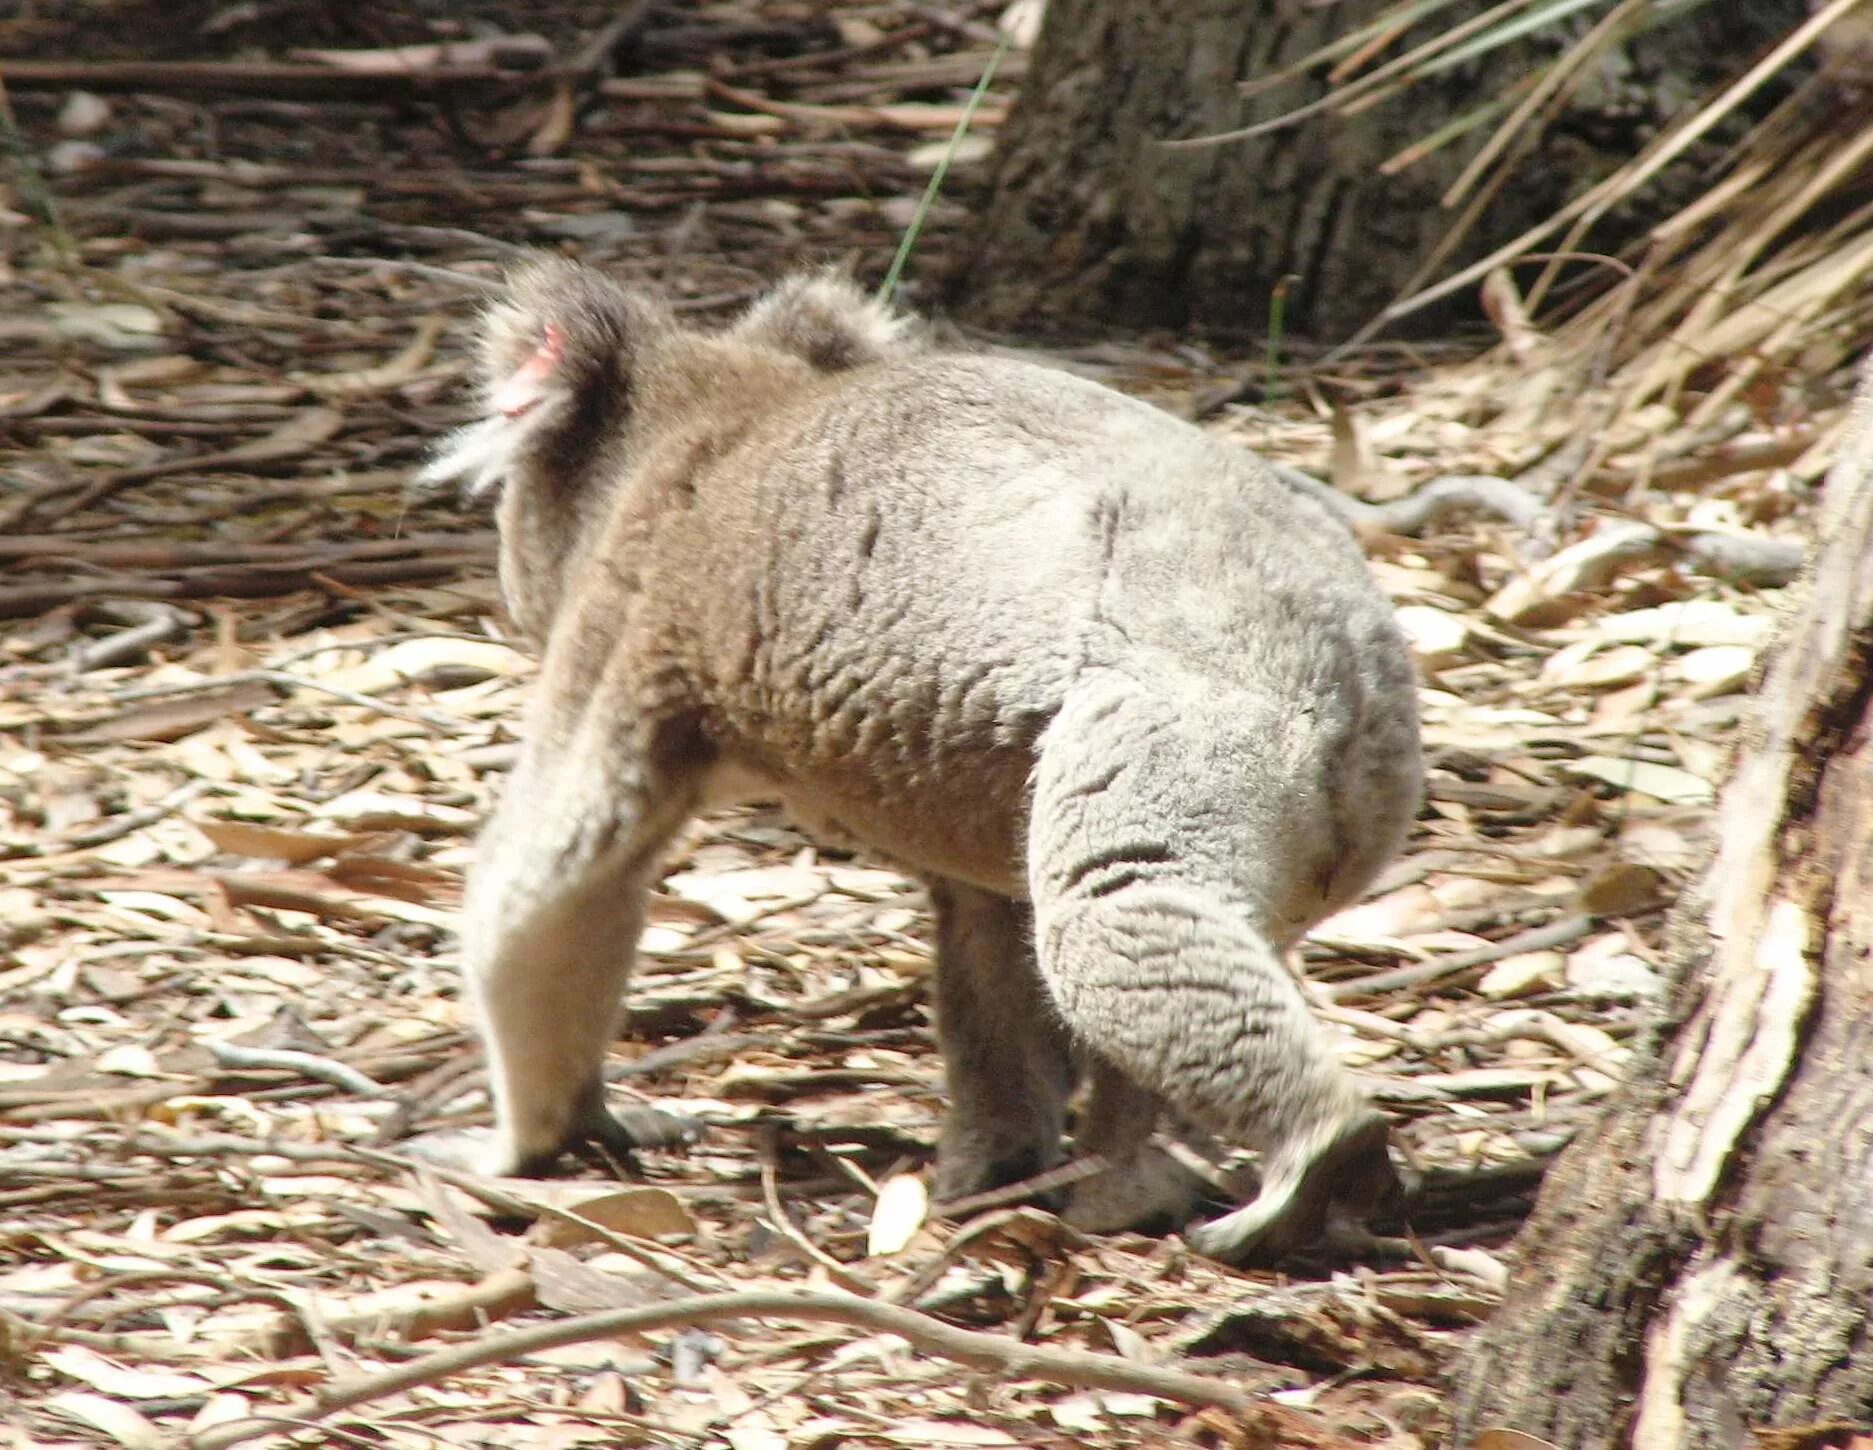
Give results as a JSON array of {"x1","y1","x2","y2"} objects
[
  {"x1": 731, "y1": 271, "x2": 921, "y2": 372},
  {"x1": 420, "y1": 256, "x2": 667, "y2": 501},
  {"x1": 480, "y1": 257, "x2": 664, "y2": 415}
]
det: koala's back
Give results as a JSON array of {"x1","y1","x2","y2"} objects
[{"x1": 619, "y1": 353, "x2": 1416, "y2": 896}]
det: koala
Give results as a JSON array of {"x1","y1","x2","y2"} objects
[{"x1": 419, "y1": 257, "x2": 1424, "y2": 1264}]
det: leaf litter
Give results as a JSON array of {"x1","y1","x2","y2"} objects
[{"x1": 0, "y1": 2, "x2": 1859, "y2": 1447}]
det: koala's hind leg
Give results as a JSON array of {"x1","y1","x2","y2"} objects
[
  {"x1": 927, "y1": 878, "x2": 1074, "y2": 1204},
  {"x1": 1027, "y1": 686, "x2": 1399, "y2": 1263},
  {"x1": 1061, "y1": 1060, "x2": 1212, "y2": 1233},
  {"x1": 462, "y1": 726, "x2": 703, "y2": 1177}
]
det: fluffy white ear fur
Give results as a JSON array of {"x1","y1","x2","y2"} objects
[
  {"x1": 417, "y1": 324, "x2": 567, "y2": 502},
  {"x1": 416, "y1": 412, "x2": 532, "y2": 502}
]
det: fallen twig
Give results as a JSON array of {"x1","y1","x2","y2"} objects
[
  {"x1": 1275, "y1": 463, "x2": 1806, "y2": 589},
  {"x1": 205, "y1": 1041, "x2": 388, "y2": 1097},
  {"x1": 188, "y1": 1286, "x2": 1257, "y2": 1450},
  {"x1": 1327, "y1": 913, "x2": 1600, "y2": 1001},
  {"x1": 757, "y1": 1131, "x2": 879, "y2": 1294},
  {"x1": 0, "y1": 553, "x2": 488, "y2": 620},
  {"x1": 53, "y1": 777, "x2": 216, "y2": 851},
  {"x1": 0, "y1": 58, "x2": 553, "y2": 100},
  {"x1": 68, "y1": 601, "x2": 190, "y2": 672},
  {"x1": 0, "y1": 531, "x2": 492, "y2": 569},
  {"x1": 352, "y1": 1147, "x2": 728, "y2": 1295}
]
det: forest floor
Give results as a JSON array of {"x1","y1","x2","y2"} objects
[{"x1": 0, "y1": 4, "x2": 1851, "y2": 1449}]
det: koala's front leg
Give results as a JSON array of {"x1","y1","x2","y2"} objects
[
  {"x1": 461, "y1": 728, "x2": 702, "y2": 1177},
  {"x1": 927, "y1": 878, "x2": 1074, "y2": 1203}
]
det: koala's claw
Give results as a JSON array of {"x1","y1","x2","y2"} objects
[
  {"x1": 495, "y1": 1083, "x2": 705, "y2": 1178},
  {"x1": 594, "y1": 1103, "x2": 706, "y2": 1153}
]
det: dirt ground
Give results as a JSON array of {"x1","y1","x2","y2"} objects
[{"x1": 0, "y1": 4, "x2": 1845, "y2": 1448}]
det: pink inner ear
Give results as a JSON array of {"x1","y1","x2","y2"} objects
[{"x1": 491, "y1": 323, "x2": 567, "y2": 419}]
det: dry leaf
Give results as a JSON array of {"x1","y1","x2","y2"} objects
[
  {"x1": 1676, "y1": 642, "x2": 1755, "y2": 696},
  {"x1": 197, "y1": 818, "x2": 363, "y2": 864},
  {"x1": 1430, "y1": 1244, "x2": 1510, "y2": 1292},
  {"x1": 61, "y1": 680, "x2": 277, "y2": 744},
  {"x1": 1470, "y1": 1432, "x2": 1562, "y2": 1450},
  {"x1": 867, "y1": 1173, "x2": 930, "y2": 1257},
  {"x1": 223, "y1": 405, "x2": 345, "y2": 462},
  {"x1": 533, "y1": 1186, "x2": 696, "y2": 1247},
  {"x1": 1541, "y1": 642, "x2": 1656, "y2": 691},
  {"x1": 1330, "y1": 401, "x2": 1412, "y2": 502},
  {"x1": 1478, "y1": 950, "x2": 1567, "y2": 999},
  {"x1": 416, "y1": 1170, "x2": 524, "y2": 1273},
  {"x1": 1591, "y1": 598, "x2": 1774, "y2": 648},
  {"x1": 880, "y1": 1423, "x2": 1019, "y2": 1447},
  {"x1": 186, "y1": 1393, "x2": 254, "y2": 1434},
  {"x1": 528, "y1": 1245, "x2": 660, "y2": 1313},
  {"x1": 1481, "y1": 267, "x2": 1546, "y2": 365},
  {"x1": 320, "y1": 636, "x2": 524, "y2": 694},
  {"x1": 47, "y1": 301, "x2": 166, "y2": 351},
  {"x1": 907, "y1": 135, "x2": 994, "y2": 170},
  {"x1": 1396, "y1": 604, "x2": 1471, "y2": 665},
  {"x1": 1567, "y1": 933, "x2": 1665, "y2": 1000},
  {"x1": 1566, "y1": 756, "x2": 1714, "y2": 805},
  {"x1": 1578, "y1": 862, "x2": 1668, "y2": 916},
  {"x1": 1485, "y1": 523, "x2": 1660, "y2": 623},
  {"x1": 43, "y1": 1346, "x2": 213, "y2": 1399},
  {"x1": 1049, "y1": 1395, "x2": 1108, "y2": 1432},
  {"x1": 43, "y1": 1391, "x2": 164, "y2": 1449}
]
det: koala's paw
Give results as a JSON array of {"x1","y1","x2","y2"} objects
[
  {"x1": 1184, "y1": 1110, "x2": 1398, "y2": 1265},
  {"x1": 1063, "y1": 1143, "x2": 1211, "y2": 1235},
  {"x1": 594, "y1": 1103, "x2": 706, "y2": 1153},
  {"x1": 933, "y1": 1130, "x2": 1062, "y2": 1209},
  {"x1": 438, "y1": 1085, "x2": 706, "y2": 1179},
  {"x1": 550, "y1": 1092, "x2": 704, "y2": 1175}
]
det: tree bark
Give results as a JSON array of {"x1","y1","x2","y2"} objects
[
  {"x1": 955, "y1": 0, "x2": 1804, "y2": 341},
  {"x1": 1450, "y1": 369, "x2": 1873, "y2": 1448}
]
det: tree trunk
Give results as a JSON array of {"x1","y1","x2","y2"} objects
[
  {"x1": 955, "y1": 0, "x2": 1804, "y2": 341},
  {"x1": 1450, "y1": 370, "x2": 1873, "y2": 1449}
]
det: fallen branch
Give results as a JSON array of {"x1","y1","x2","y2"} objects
[
  {"x1": 1277, "y1": 466, "x2": 1554, "y2": 539},
  {"x1": 68, "y1": 601, "x2": 190, "y2": 672},
  {"x1": 56, "y1": 778, "x2": 215, "y2": 851},
  {"x1": 205, "y1": 1041, "x2": 388, "y2": 1098},
  {"x1": 0, "y1": 552, "x2": 488, "y2": 619},
  {"x1": 188, "y1": 1286, "x2": 1257, "y2": 1450},
  {"x1": 0, "y1": 58, "x2": 551, "y2": 101},
  {"x1": 1671, "y1": 527, "x2": 1807, "y2": 584},
  {"x1": 1274, "y1": 464, "x2": 1806, "y2": 590},
  {"x1": 0, "y1": 530, "x2": 493, "y2": 568},
  {"x1": 705, "y1": 77, "x2": 1007, "y2": 132},
  {"x1": 1327, "y1": 913, "x2": 1599, "y2": 1001}
]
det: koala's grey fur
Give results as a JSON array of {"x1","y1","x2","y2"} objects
[{"x1": 420, "y1": 258, "x2": 1424, "y2": 1263}]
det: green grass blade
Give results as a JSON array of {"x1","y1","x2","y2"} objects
[{"x1": 878, "y1": 32, "x2": 1012, "y2": 307}]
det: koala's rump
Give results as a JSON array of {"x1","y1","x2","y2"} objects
[{"x1": 619, "y1": 356, "x2": 1409, "y2": 893}]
